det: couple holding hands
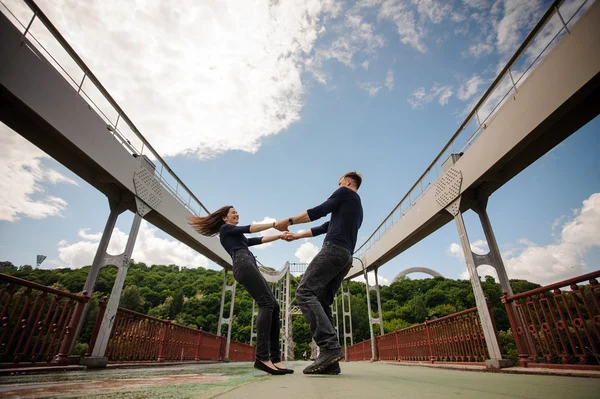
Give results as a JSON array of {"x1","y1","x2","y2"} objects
[{"x1": 188, "y1": 172, "x2": 363, "y2": 375}]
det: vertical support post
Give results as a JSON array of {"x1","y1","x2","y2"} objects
[
  {"x1": 87, "y1": 212, "x2": 142, "y2": 364},
  {"x1": 284, "y1": 262, "x2": 291, "y2": 360},
  {"x1": 373, "y1": 269, "x2": 385, "y2": 336},
  {"x1": 217, "y1": 271, "x2": 236, "y2": 361},
  {"x1": 157, "y1": 320, "x2": 171, "y2": 362},
  {"x1": 250, "y1": 300, "x2": 257, "y2": 346},
  {"x1": 453, "y1": 209, "x2": 508, "y2": 368},
  {"x1": 341, "y1": 280, "x2": 353, "y2": 361},
  {"x1": 55, "y1": 298, "x2": 88, "y2": 364},
  {"x1": 194, "y1": 328, "x2": 204, "y2": 361},
  {"x1": 472, "y1": 200, "x2": 513, "y2": 296},
  {"x1": 71, "y1": 200, "x2": 124, "y2": 353},
  {"x1": 357, "y1": 257, "x2": 376, "y2": 362}
]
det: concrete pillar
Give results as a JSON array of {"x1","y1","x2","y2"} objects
[
  {"x1": 250, "y1": 300, "x2": 257, "y2": 346},
  {"x1": 82, "y1": 211, "x2": 142, "y2": 368},
  {"x1": 357, "y1": 257, "x2": 376, "y2": 362},
  {"x1": 341, "y1": 280, "x2": 353, "y2": 361},
  {"x1": 70, "y1": 199, "x2": 127, "y2": 353},
  {"x1": 217, "y1": 271, "x2": 236, "y2": 360},
  {"x1": 452, "y1": 205, "x2": 510, "y2": 369}
]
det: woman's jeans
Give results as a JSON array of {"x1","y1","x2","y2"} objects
[{"x1": 232, "y1": 249, "x2": 281, "y2": 362}]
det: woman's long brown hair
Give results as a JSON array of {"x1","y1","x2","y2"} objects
[{"x1": 187, "y1": 205, "x2": 233, "y2": 236}]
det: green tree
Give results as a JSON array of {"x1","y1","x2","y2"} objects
[{"x1": 120, "y1": 285, "x2": 145, "y2": 313}]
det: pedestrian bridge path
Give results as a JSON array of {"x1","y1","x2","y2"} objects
[{"x1": 0, "y1": 361, "x2": 598, "y2": 399}]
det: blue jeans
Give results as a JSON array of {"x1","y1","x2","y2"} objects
[
  {"x1": 296, "y1": 242, "x2": 352, "y2": 351},
  {"x1": 232, "y1": 249, "x2": 281, "y2": 362}
]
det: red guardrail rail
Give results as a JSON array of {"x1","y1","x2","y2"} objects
[
  {"x1": 349, "y1": 304, "x2": 492, "y2": 364},
  {"x1": 0, "y1": 273, "x2": 89, "y2": 368},
  {"x1": 89, "y1": 298, "x2": 252, "y2": 362},
  {"x1": 346, "y1": 339, "x2": 372, "y2": 361},
  {"x1": 502, "y1": 270, "x2": 600, "y2": 370}
]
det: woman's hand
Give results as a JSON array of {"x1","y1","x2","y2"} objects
[{"x1": 281, "y1": 231, "x2": 296, "y2": 242}]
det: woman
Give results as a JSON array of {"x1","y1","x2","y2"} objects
[{"x1": 188, "y1": 206, "x2": 293, "y2": 375}]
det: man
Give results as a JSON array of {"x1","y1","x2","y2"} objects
[{"x1": 275, "y1": 171, "x2": 363, "y2": 374}]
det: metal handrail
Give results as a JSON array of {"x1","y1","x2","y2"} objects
[
  {"x1": 355, "y1": 0, "x2": 583, "y2": 257},
  {"x1": 2, "y1": 0, "x2": 210, "y2": 216}
]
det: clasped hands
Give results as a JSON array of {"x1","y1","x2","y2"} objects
[{"x1": 274, "y1": 219, "x2": 298, "y2": 242}]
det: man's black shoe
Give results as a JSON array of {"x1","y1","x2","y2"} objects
[
  {"x1": 316, "y1": 361, "x2": 341, "y2": 375},
  {"x1": 303, "y1": 348, "x2": 344, "y2": 374}
]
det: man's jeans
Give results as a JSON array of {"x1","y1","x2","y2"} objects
[
  {"x1": 232, "y1": 249, "x2": 281, "y2": 362},
  {"x1": 296, "y1": 242, "x2": 352, "y2": 351}
]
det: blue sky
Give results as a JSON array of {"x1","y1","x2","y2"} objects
[{"x1": 1, "y1": 0, "x2": 598, "y2": 286}]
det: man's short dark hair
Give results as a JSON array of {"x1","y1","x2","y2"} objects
[{"x1": 343, "y1": 171, "x2": 362, "y2": 189}]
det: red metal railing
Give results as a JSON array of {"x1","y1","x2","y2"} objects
[
  {"x1": 348, "y1": 305, "x2": 491, "y2": 364},
  {"x1": 90, "y1": 298, "x2": 253, "y2": 362},
  {"x1": 229, "y1": 339, "x2": 256, "y2": 362},
  {"x1": 0, "y1": 273, "x2": 89, "y2": 368},
  {"x1": 346, "y1": 339, "x2": 372, "y2": 361},
  {"x1": 502, "y1": 270, "x2": 600, "y2": 370}
]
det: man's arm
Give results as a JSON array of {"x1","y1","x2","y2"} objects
[
  {"x1": 284, "y1": 222, "x2": 329, "y2": 241},
  {"x1": 275, "y1": 189, "x2": 344, "y2": 231}
]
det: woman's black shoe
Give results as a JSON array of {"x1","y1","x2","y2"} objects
[
  {"x1": 254, "y1": 360, "x2": 286, "y2": 375},
  {"x1": 274, "y1": 365, "x2": 294, "y2": 374}
]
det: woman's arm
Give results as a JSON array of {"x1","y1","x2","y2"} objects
[
  {"x1": 249, "y1": 222, "x2": 277, "y2": 233},
  {"x1": 247, "y1": 233, "x2": 285, "y2": 247}
]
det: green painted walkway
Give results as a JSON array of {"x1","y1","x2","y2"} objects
[{"x1": 0, "y1": 361, "x2": 598, "y2": 398}]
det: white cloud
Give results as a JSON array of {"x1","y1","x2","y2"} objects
[
  {"x1": 385, "y1": 69, "x2": 394, "y2": 91},
  {"x1": 250, "y1": 216, "x2": 279, "y2": 249},
  {"x1": 451, "y1": 12, "x2": 466, "y2": 23},
  {"x1": 457, "y1": 74, "x2": 484, "y2": 101},
  {"x1": 408, "y1": 83, "x2": 453, "y2": 108},
  {"x1": 495, "y1": 0, "x2": 544, "y2": 55},
  {"x1": 295, "y1": 242, "x2": 320, "y2": 263},
  {"x1": 0, "y1": 123, "x2": 78, "y2": 222},
  {"x1": 463, "y1": 0, "x2": 489, "y2": 9},
  {"x1": 316, "y1": 7, "x2": 385, "y2": 68},
  {"x1": 412, "y1": 0, "x2": 452, "y2": 24},
  {"x1": 468, "y1": 42, "x2": 494, "y2": 58},
  {"x1": 15, "y1": 0, "x2": 345, "y2": 160},
  {"x1": 454, "y1": 193, "x2": 600, "y2": 285},
  {"x1": 378, "y1": 0, "x2": 427, "y2": 53},
  {"x1": 56, "y1": 221, "x2": 210, "y2": 269},
  {"x1": 361, "y1": 59, "x2": 371, "y2": 70},
  {"x1": 359, "y1": 81, "x2": 383, "y2": 97}
]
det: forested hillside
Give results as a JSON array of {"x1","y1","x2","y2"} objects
[{"x1": 0, "y1": 260, "x2": 540, "y2": 359}]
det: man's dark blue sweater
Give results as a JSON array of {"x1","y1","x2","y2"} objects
[{"x1": 307, "y1": 187, "x2": 363, "y2": 253}]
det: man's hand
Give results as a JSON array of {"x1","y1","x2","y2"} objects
[
  {"x1": 274, "y1": 218, "x2": 290, "y2": 231},
  {"x1": 281, "y1": 231, "x2": 295, "y2": 242}
]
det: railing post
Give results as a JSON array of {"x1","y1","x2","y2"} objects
[
  {"x1": 425, "y1": 318, "x2": 434, "y2": 363},
  {"x1": 157, "y1": 320, "x2": 171, "y2": 362},
  {"x1": 502, "y1": 293, "x2": 530, "y2": 367},
  {"x1": 395, "y1": 330, "x2": 400, "y2": 361},
  {"x1": 55, "y1": 293, "x2": 88, "y2": 364},
  {"x1": 86, "y1": 297, "x2": 108, "y2": 357},
  {"x1": 194, "y1": 328, "x2": 203, "y2": 361}
]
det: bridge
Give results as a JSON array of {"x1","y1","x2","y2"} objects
[{"x1": 0, "y1": 0, "x2": 599, "y2": 395}]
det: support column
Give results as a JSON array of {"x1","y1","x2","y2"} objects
[
  {"x1": 70, "y1": 199, "x2": 127, "y2": 354},
  {"x1": 472, "y1": 199, "x2": 513, "y2": 296},
  {"x1": 341, "y1": 280, "x2": 353, "y2": 361},
  {"x1": 217, "y1": 271, "x2": 236, "y2": 361},
  {"x1": 373, "y1": 270, "x2": 385, "y2": 336},
  {"x1": 436, "y1": 156, "x2": 510, "y2": 369},
  {"x1": 356, "y1": 257, "x2": 376, "y2": 361},
  {"x1": 82, "y1": 211, "x2": 143, "y2": 368},
  {"x1": 284, "y1": 263, "x2": 292, "y2": 360},
  {"x1": 452, "y1": 208, "x2": 508, "y2": 368},
  {"x1": 250, "y1": 300, "x2": 257, "y2": 346},
  {"x1": 332, "y1": 294, "x2": 339, "y2": 336}
]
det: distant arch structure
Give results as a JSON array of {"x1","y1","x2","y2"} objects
[{"x1": 392, "y1": 267, "x2": 443, "y2": 282}]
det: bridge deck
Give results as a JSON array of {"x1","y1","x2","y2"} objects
[{"x1": 0, "y1": 362, "x2": 597, "y2": 398}]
